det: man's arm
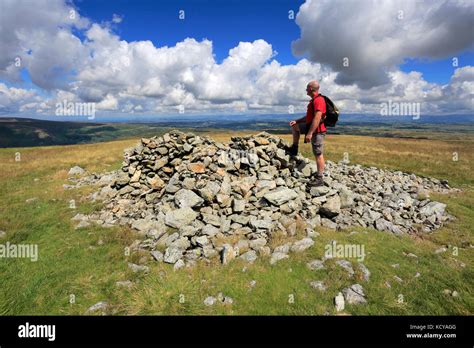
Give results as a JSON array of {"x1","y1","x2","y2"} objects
[
  {"x1": 305, "y1": 111, "x2": 322, "y2": 142},
  {"x1": 289, "y1": 115, "x2": 307, "y2": 126}
]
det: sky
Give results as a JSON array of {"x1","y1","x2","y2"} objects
[{"x1": 0, "y1": 0, "x2": 473, "y2": 119}]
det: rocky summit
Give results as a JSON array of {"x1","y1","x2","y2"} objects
[{"x1": 69, "y1": 130, "x2": 456, "y2": 267}]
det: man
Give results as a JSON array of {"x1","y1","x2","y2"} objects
[{"x1": 289, "y1": 80, "x2": 327, "y2": 186}]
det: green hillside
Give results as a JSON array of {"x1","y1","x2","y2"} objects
[{"x1": 0, "y1": 130, "x2": 472, "y2": 315}]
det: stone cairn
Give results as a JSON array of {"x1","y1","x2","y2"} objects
[{"x1": 70, "y1": 130, "x2": 455, "y2": 268}]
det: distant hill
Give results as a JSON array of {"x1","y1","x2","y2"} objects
[
  {"x1": 1, "y1": 116, "x2": 473, "y2": 148},
  {"x1": 0, "y1": 118, "x2": 170, "y2": 148}
]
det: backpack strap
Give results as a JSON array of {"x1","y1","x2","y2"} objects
[{"x1": 314, "y1": 94, "x2": 326, "y2": 120}]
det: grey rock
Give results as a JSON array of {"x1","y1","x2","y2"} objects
[
  {"x1": 86, "y1": 301, "x2": 108, "y2": 315},
  {"x1": 173, "y1": 259, "x2": 185, "y2": 270},
  {"x1": 419, "y1": 201, "x2": 447, "y2": 216},
  {"x1": 358, "y1": 263, "x2": 371, "y2": 282},
  {"x1": 306, "y1": 228, "x2": 319, "y2": 238},
  {"x1": 204, "y1": 296, "x2": 216, "y2": 306},
  {"x1": 131, "y1": 218, "x2": 160, "y2": 233},
  {"x1": 394, "y1": 275, "x2": 403, "y2": 283},
  {"x1": 290, "y1": 238, "x2": 315, "y2": 253},
  {"x1": 270, "y1": 252, "x2": 289, "y2": 265},
  {"x1": 179, "y1": 225, "x2": 199, "y2": 237},
  {"x1": 165, "y1": 207, "x2": 198, "y2": 229},
  {"x1": 263, "y1": 188, "x2": 299, "y2": 206},
  {"x1": 114, "y1": 171, "x2": 129, "y2": 187},
  {"x1": 164, "y1": 247, "x2": 184, "y2": 264},
  {"x1": 250, "y1": 219, "x2": 273, "y2": 230},
  {"x1": 274, "y1": 243, "x2": 291, "y2": 254},
  {"x1": 375, "y1": 218, "x2": 403, "y2": 235},
  {"x1": 335, "y1": 292, "x2": 345, "y2": 312},
  {"x1": 233, "y1": 199, "x2": 246, "y2": 213},
  {"x1": 230, "y1": 215, "x2": 247, "y2": 227},
  {"x1": 256, "y1": 180, "x2": 277, "y2": 191},
  {"x1": 336, "y1": 260, "x2": 355, "y2": 277},
  {"x1": 195, "y1": 235, "x2": 209, "y2": 247},
  {"x1": 130, "y1": 169, "x2": 141, "y2": 183},
  {"x1": 162, "y1": 232, "x2": 180, "y2": 247},
  {"x1": 165, "y1": 182, "x2": 180, "y2": 193},
  {"x1": 175, "y1": 189, "x2": 204, "y2": 208},
  {"x1": 308, "y1": 215, "x2": 321, "y2": 228},
  {"x1": 321, "y1": 218, "x2": 337, "y2": 229},
  {"x1": 221, "y1": 244, "x2": 235, "y2": 264},
  {"x1": 320, "y1": 195, "x2": 341, "y2": 218},
  {"x1": 249, "y1": 238, "x2": 267, "y2": 250},
  {"x1": 235, "y1": 239, "x2": 250, "y2": 253},
  {"x1": 258, "y1": 246, "x2": 271, "y2": 256},
  {"x1": 71, "y1": 213, "x2": 88, "y2": 222},
  {"x1": 307, "y1": 259, "x2": 325, "y2": 271},
  {"x1": 239, "y1": 250, "x2": 258, "y2": 263},
  {"x1": 199, "y1": 181, "x2": 221, "y2": 202},
  {"x1": 310, "y1": 281, "x2": 327, "y2": 291},
  {"x1": 151, "y1": 250, "x2": 164, "y2": 262},
  {"x1": 310, "y1": 186, "x2": 330, "y2": 197},
  {"x1": 203, "y1": 246, "x2": 218, "y2": 258},
  {"x1": 342, "y1": 284, "x2": 367, "y2": 305},
  {"x1": 128, "y1": 263, "x2": 150, "y2": 273},
  {"x1": 222, "y1": 296, "x2": 234, "y2": 305},
  {"x1": 340, "y1": 188, "x2": 355, "y2": 208},
  {"x1": 146, "y1": 228, "x2": 166, "y2": 240},
  {"x1": 201, "y1": 213, "x2": 221, "y2": 227},
  {"x1": 68, "y1": 166, "x2": 86, "y2": 176},
  {"x1": 201, "y1": 224, "x2": 220, "y2": 237},
  {"x1": 153, "y1": 157, "x2": 169, "y2": 170}
]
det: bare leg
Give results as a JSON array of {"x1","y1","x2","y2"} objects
[
  {"x1": 316, "y1": 154, "x2": 325, "y2": 177},
  {"x1": 291, "y1": 124, "x2": 300, "y2": 146}
]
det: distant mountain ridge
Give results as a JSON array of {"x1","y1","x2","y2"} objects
[
  {"x1": 0, "y1": 116, "x2": 473, "y2": 148},
  {"x1": 2, "y1": 113, "x2": 473, "y2": 124}
]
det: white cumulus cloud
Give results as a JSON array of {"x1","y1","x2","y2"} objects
[
  {"x1": 292, "y1": 0, "x2": 474, "y2": 89},
  {"x1": 0, "y1": 0, "x2": 472, "y2": 117}
]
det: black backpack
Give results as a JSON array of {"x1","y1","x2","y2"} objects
[{"x1": 319, "y1": 95, "x2": 339, "y2": 127}]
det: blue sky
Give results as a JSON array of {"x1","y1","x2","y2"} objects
[
  {"x1": 77, "y1": 0, "x2": 306, "y2": 64},
  {"x1": 401, "y1": 52, "x2": 473, "y2": 84},
  {"x1": 75, "y1": 0, "x2": 472, "y2": 85}
]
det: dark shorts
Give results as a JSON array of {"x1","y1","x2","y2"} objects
[{"x1": 298, "y1": 122, "x2": 325, "y2": 156}]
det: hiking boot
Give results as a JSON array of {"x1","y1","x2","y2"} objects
[
  {"x1": 308, "y1": 175, "x2": 325, "y2": 187},
  {"x1": 288, "y1": 144, "x2": 298, "y2": 158}
]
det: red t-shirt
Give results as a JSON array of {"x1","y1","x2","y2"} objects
[{"x1": 306, "y1": 94, "x2": 327, "y2": 133}]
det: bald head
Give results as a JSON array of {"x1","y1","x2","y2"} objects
[
  {"x1": 306, "y1": 80, "x2": 320, "y2": 97},
  {"x1": 307, "y1": 80, "x2": 320, "y2": 91}
]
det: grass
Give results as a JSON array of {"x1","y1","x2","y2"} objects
[{"x1": 0, "y1": 130, "x2": 472, "y2": 315}]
